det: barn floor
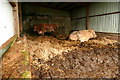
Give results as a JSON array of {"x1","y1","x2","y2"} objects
[{"x1": 2, "y1": 33, "x2": 120, "y2": 79}]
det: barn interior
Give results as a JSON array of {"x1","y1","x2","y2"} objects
[
  {"x1": 1, "y1": 1, "x2": 120, "y2": 79},
  {"x1": 21, "y1": 2, "x2": 89, "y2": 38}
]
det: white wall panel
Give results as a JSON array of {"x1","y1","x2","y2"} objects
[{"x1": 0, "y1": 0, "x2": 15, "y2": 46}]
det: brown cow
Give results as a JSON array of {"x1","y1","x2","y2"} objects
[{"x1": 33, "y1": 24, "x2": 57, "y2": 35}]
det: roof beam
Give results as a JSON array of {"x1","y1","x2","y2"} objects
[
  {"x1": 23, "y1": 2, "x2": 70, "y2": 12},
  {"x1": 57, "y1": 3, "x2": 70, "y2": 8},
  {"x1": 71, "y1": 2, "x2": 88, "y2": 6},
  {"x1": 55, "y1": 2, "x2": 63, "y2": 7}
]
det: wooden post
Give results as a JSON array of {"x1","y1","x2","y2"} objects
[
  {"x1": 12, "y1": 2, "x2": 20, "y2": 37},
  {"x1": 86, "y1": 3, "x2": 90, "y2": 30},
  {"x1": 9, "y1": 2, "x2": 16, "y2": 7},
  {"x1": 18, "y1": 2, "x2": 23, "y2": 35}
]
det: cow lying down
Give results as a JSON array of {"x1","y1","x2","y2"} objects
[{"x1": 69, "y1": 29, "x2": 97, "y2": 42}]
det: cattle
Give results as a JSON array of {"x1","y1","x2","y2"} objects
[
  {"x1": 33, "y1": 24, "x2": 57, "y2": 35},
  {"x1": 69, "y1": 29, "x2": 97, "y2": 42}
]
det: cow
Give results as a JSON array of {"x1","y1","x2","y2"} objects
[
  {"x1": 33, "y1": 24, "x2": 57, "y2": 35},
  {"x1": 69, "y1": 29, "x2": 97, "y2": 42}
]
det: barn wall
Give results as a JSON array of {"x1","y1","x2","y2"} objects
[
  {"x1": 89, "y1": 2, "x2": 119, "y2": 16},
  {"x1": 22, "y1": 3, "x2": 71, "y2": 35},
  {"x1": 22, "y1": 4, "x2": 70, "y2": 17},
  {"x1": 90, "y1": 14, "x2": 119, "y2": 33},
  {"x1": 0, "y1": 0, "x2": 15, "y2": 46},
  {"x1": 71, "y1": 2, "x2": 119, "y2": 33},
  {"x1": 71, "y1": 7, "x2": 86, "y2": 30},
  {"x1": 89, "y1": 2, "x2": 119, "y2": 33}
]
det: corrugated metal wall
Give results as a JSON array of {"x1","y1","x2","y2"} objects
[
  {"x1": 89, "y1": 2, "x2": 119, "y2": 33},
  {"x1": 71, "y1": 2, "x2": 119, "y2": 33},
  {"x1": 23, "y1": 16, "x2": 71, "y2": 35},
  {"x1": 71, "y1": 18, "x2": 86, "y2": 30},
  {"x1": 71, "y1": 7, "x2": 86, "y2": 18},
  {"x1": 90, "y1": 2, "x2": 119, "y2": 16},
  {"x1": 90, "y1": 14, "x2": 119, "y2": 33},
  {"x1": 71, "y1": 7, "x2": 86, "y2": 30},
  {"x1": 22, "y1": 4, "x2": 70, "y2": 17},
  {"x1": 22, "y1": 3, "x2": 71, "y2": 36}
]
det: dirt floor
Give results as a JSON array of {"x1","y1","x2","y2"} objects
[{"x1": 1, "y1": 33, "x2": 120, "y2": 79}]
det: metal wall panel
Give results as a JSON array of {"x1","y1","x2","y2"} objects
[
  {"x1": 90, "y1": 2, "x2": 119, "y2": 16},
  {"x1": 71, "y1": 18, "x2": 86, "y2": 30},
  {"x1": 71, "y1": 7, "x2": 86, "y2": 19},
  {"x1": 71, "y1": 7, "x2": 86, "y2": 31},
  {"x1": 71, "y1": 2, "x2": 119, "y2": 33},
  {"x1": 90, "y1": 14, "x2": 119, "y2": 33},
  {"x1": 89, "y1": 2, "x2": 119, "y2": 33},
  {"x1": 22, "y1": 4, "x2": 70, "y2": 17},
  {"x1": 23, "y1": 16, "x2": 71, "y2": 35},
  {"x1": 22, "y1": 3, "x2": 71, "y2": 35}
]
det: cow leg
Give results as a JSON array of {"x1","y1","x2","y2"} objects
[{"x1": 42, "y1": 33, "x2": 44, "y2": 36}]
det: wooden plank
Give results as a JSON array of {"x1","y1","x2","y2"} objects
[
  {"x1": 0, "y1": 35, "x2": 17, "y2": 50},
  {"x1": 9, "y1": 0, "x2": 16, "y2": 7},
  {"x1": 0, "y1": 35, "x2": 17, "y2": 58},
  {"x1": 18, "y1": 2, "x2": 23, "y2": 35},
  {"x1": 23, "y1": 2, "x2": 69, "y2": 12},
  {"x1": 13, "y1": 2, "x2": 20, "y2": 37}
]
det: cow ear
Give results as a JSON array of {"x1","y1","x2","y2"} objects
[
  {"x1": 89, "y1": 29, "x2": 94, "y2": 32},
  {"x1": 89, "y1": 29, "x2": 92, "y2": 32}
]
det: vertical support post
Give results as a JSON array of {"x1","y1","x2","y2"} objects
[
  {"x1": 13, "y1": 2, "x2": 20, "y2": 37},
  {"x1": 18, "y1": 2, "x2": 23, "y2": 35},
  {"x1": 86, "y1": 3, "x2": 90, "y2": 30}
]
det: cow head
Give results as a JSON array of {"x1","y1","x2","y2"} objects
[{"x1": 89, "y1": 29, "x2": 97, "y2": 38}]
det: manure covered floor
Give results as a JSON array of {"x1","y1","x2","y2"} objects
[{"x1": 2, "y1": 33, "x2": 120, "y2": 78}]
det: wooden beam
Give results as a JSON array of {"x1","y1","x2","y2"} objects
[
  {"x1": 9, "y1": 2, "x2": 16, "y2": 7},
  {"x1": 86, "y1": 4, "x2": 90, "y2": 30},
  {"x1": 39, "y1": 5, "x2": 70, "y2": 11},
  {"x1": 0, "y1": 35, "x2": 17, "y2": 49},
  {"x1": 9, "y1": 0, "x2": 17, "y2": 7},
  {"x1": 71, "y1": 2, "x2": 88, "y2": 6},
  {"x1": 18, "y1": 2, "x2": 23, "y2": 35},
  {"x1": 58, "y1": 3, "x2": 70, "y2": 8},
  {"x1": 23, "y1": 2, "x2": 70, "y2": 12},
  {"x1": 49, "y1": 2, "x2": 60, "y2": 7},
  {"x1": 55, "y1": 2, "x2": 63, "y2": 7},
  {"x1": 13, "y1": 2, "x2": 20, "y2": 37},
  {"x1": 64, "y1": 3, "x2": 75, "y2": 9}
]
